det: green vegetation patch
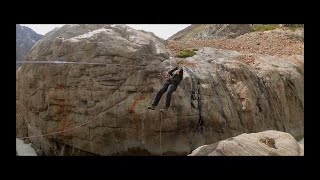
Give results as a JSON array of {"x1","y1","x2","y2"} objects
[
  {"x1": 176, "y1": 49, "x2": 197, "y2": 58},
  {"x1": 252, "y1": 24, "x2": 280, "y2": 32}
]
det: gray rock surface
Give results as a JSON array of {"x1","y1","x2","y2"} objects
[
  {"x1": 16, "y1": 138, "x2": 38, "y2": 156},
  {"x1": 16, "y1": 24, "x2": 304, "y2": 155},
  {"x1": 299, "y1": 138, "x2": 304, "y2": 144},
  {"x1": 188, "y1": 130, "x2": 304, "y2": 156}
]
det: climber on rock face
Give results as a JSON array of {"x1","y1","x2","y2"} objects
[{"x1": 148, "y1": 66, "x2": 184, "y2": 112}]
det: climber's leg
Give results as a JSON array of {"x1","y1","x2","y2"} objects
[
  {"x1": 160, "y1": 83, "x2": 177, "y2": 112},
  {"x1": 148, "y1": 81, "x2": 170, "y2": 110}
]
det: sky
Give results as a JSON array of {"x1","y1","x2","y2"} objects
[{"x1": 20, "y1": 24, "x2": 191, "y2": 40}]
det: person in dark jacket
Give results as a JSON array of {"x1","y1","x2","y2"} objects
[{"x1": 148, "y1": 66, "x2": 183, "y2": 112}]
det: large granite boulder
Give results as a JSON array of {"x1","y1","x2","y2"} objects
[{"x1": 16, "y1": 24, "x2": 303, "y2": 155}]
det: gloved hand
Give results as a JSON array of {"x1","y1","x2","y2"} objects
[{"x1": 172, "y1": 66, "x2": 178, "y2": 71}]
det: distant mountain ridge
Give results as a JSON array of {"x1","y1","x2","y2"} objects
[{"x1": 16, "y1": 24, "x2": 43, "y2": 69}]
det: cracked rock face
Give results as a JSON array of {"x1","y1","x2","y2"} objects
[
  {"x1": 16, "y1": 24, "x2": 303, "y2": 156},
  {"x1": 188, "y1": 130, "x2": 304, "y2": 156}
]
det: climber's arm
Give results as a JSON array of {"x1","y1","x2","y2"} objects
[
  {"x1": 178, "y1": 68, "x2": 183, "y2": 79},
  {"x1": 168, "y1": 66, "x2": 179, "y2": 76}
]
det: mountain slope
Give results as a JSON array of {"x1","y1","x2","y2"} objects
[
  {"x1": 168, "y1": 24, "x2": 253, "y2": 41},
  {"x1": 16, "y1": 24, "x2": 43, "y2": 69}
]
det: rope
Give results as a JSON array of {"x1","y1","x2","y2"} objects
[
  {"x1": 158, "y1": 81, "x2": 165, "y2": 156},
  {"x1": 18, "y1": 97, "x2": 127, "y2": 139},
  {"x1": 16, "y1": 61, "x2": 147, "y2": 67},
  {"x1": 156, "y1": 67, "x2": 170, "y2": 156}
]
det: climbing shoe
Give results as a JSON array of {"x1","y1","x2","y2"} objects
[{"x1": 148, "y1": 105, "x2": 156, "y2": 110}]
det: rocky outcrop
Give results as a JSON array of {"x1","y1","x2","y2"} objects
[
  {"x1": 299, "y1": 138, "x2": 304, "y2": 144},
  {"x1": 16, "y1": 138, "x2": 38, "y2": 156},
  {"x1": 188, "y1": 130, "x2": 304, "y2": 156},
  {"x1": 168, "y1": 24, "x2": 253, "y2": 41},
  {"x1": 16, "y1": 25, "x2": 43, "y2": 69},
  {"x1": 16, "y1": 24, "x2": 303, "y2": 156}
]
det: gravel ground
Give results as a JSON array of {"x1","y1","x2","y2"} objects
[{"x1": 168, "y1": 28, "x2": 304, "y2": 57}]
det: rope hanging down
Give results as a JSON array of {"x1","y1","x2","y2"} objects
[{"x1": 158, "y1": 57, "x2": 173, "y2": 155}]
